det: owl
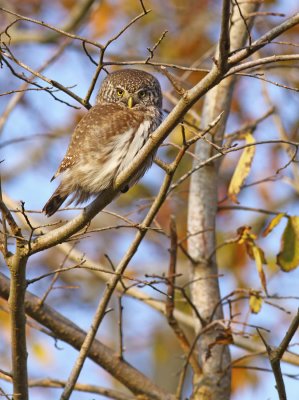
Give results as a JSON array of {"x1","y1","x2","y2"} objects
[{"x1": 43, "y1": 69, "x2": 163, "y2": 217}]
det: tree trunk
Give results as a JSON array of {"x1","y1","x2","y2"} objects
[{"x1": 187, "y1": 2, "x2": 259, "y2": 399}]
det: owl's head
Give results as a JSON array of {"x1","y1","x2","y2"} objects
[{"x1": 96, "y1": 69, "x2": 162, "y2": 109}]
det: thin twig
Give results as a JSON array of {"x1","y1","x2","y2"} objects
[
  {"x1": 0, "y1": 199, "x2": 22, "y2": 239},
  {"x1": 0, "y1": 375, "x2": 134, "y2": 400},
  {"x1": 0, "y1": 6, "x2": 104, "y2": 49},
  {"x1": 0, "y1": 39, "x2": 71, "y2": 135},
  {"x1": 257, "y1": 310, "x2": 299, "y2": 400},
  {"x1": 0, "y1": 174, "x2": 8, "y2": 257},
  {"x1": 146, "y1": 30, "x2": 168, "y2": 62},
  {"x1": 117, "y1": 296, "x2": 124, "y2": 360},
  {"x1": 27, "y1": 11, "x2": 299, "y2": 256},
  {"x1": 84, "y1": 8, "x2": 151, "y2": 104},
  {"x1": 165, "y1": 217, "x2": 202, "y2": 399},
  {"x1": 0, "y1": 271, "x2": 174, "y2": 399},
  {"x1": 1, "y1": 50, "x2": 81, "y2": 109},
  {"x1": 228, "y1": 12, "x2": 299, "y2": 66},
  {"x1": 232, "y1": 0, "x2": 252, "y2": 46}
]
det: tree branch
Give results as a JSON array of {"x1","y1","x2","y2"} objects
[
  {"x1": 218, "y1": 0, "x2": 231, "y2": 72},
  {"x1": 0, "y1": 199, "x2": 28, "y2": 399},
  {"x1": 3, "y1": 2, "x2": 298, "y2": 263},
  {"x1": 187, "y1": 2, "x2": 260, "y2": 399},
  {"x1": 257, "y1": 309, "x2": 299, "y2": 400},
  {"x1": 7, "y1": 251, "x2": 29, "y2": 400},
  {"x1": 226, "y1": 54, "x2": 299, "y2": 75},
  {"x1": 228, "y1": 12, "x2": 299, "y2": 66},
  {"x1": 0, "y1": 375, "x2": 136, "y2": 400},
  {"x1": 0, "y1": 272, "x2": 175, "y2": 400},
  {"x1": 60, "y1": 137, "x2": 187, "y2": 399},
  {"x1": 0, "y1": 1, "x2": 101, "y2": 46}
]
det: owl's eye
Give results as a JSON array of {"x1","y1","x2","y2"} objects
[
  {"x1": 116, "y1": 88, "x2": 124, "y2": 97},
  {"x1": 138, "y1": 90, "x2": 147, "y2": 99}
]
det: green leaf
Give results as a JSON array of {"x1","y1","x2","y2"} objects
[
  {"x1": 262, "y1": 213, "x2": 285, "y2": 237},
  {"x1": 277, "y1": 216, "x2": 299, "y2": 271}
]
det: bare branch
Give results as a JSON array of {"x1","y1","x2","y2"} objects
[
  {"x1": 0, "y1": 39, "x2": 72, "y2": 135},
  {"x1": 228, "y1": 12, "x2": 299, "y2": 65},
  {"x1": 218, "y1": 0, "x2": 231, "y2": 72},
  {"x1": 227, "y1": 54, "x2": 299, "y2": 75},
  {"x1": 1, "y1": 44, "x2": 85, "y2": 105},
  {"x1": 257, "y1": 309, "x2": 299, "y2": 400},
  {"x1": 83, "y1": 7, "x2": 151, "y2": 104},
  {"x1": 60, "y1": 144, "x2": 185, "y2": 400},
  {"x1": 187, "y1": 2, "x2": 261, "y2": 399},
  {"x1": 165, "y1": 217, "x2": 202, "y2": 398},
  {"x1": 277, "y1": 309, "x2": 299, "y2": 359},
  {"x1": 0, "y1": 199, "x2": 22, "y2": 240},
  {"x1": 0, "y1": 374, "x2": 135, "y2": 400},
  {"x1": 139, "y1": 0, "x2": 149, "y2": 14},
  {"x1": 0, "y1": 272, "x2": 175, "y2": 400},
  {"x1": 0, "y1": 5, "x2": 103, "y2": 48},
  {"x1": 146, "y1": 30, "x2": 168, "y2": 63},
  {"x1": 3, "y1": 196, "x2": 299, "y2": 371},
  {"x1": 7, "y1": 252, "x2": 29, "y2": 400}
]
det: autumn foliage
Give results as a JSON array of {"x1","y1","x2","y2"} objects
[{"x1": 0, "y1": 1, "x2": 299, "y2": 400}]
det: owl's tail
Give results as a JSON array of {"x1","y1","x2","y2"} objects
[{"x1": 43, "y1": 186, "x2": 68, "y2": 217}]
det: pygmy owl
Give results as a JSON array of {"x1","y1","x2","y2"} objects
[{"x1": 43, "y1": 69, "x2": 163, "y2": 216}]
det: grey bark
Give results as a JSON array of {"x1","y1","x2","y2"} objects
[{"x1": 187, "y1": 2, "x2": 260, "y2": 399}]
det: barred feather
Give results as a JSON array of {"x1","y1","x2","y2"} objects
[{"x1": 43, "y1": 69, "x2": 162, "y2": 216}]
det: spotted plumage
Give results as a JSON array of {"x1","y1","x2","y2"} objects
[{"x1": 43, "y1": 69, "x2": 163, "y2": 216}]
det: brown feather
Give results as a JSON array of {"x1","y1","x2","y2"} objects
[
  {"x1": 54, "y1": 103, "x2": 144, "y2": 177},
  {"x1": 43, "y1": 69, "x2": 163, "y2": 216},
  {"x1": 42, "y1": 186, "x2": 67, "y2": 217}
]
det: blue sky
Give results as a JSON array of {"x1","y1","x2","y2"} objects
[{"x1": 1, "y1": 1, "x2": 299, "y2": 399}]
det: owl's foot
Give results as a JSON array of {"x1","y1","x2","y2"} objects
[{"x1": 121, "y1": 185, "x2": 129, "y2": 193}]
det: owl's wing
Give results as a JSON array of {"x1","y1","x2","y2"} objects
[{"x1": 52, "y1": 103, "x2": 144, "y2": 180}]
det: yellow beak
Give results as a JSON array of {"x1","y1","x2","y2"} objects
[{"x1": 127, "y1": 96, "x2": 134, "y2": 108}]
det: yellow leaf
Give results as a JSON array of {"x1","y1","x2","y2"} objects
[
  {"x1": 237, "y1": 225, "x2": 256, "y2": 245},
  {"x1": 236, "y1": 226, "x2": 268, "y2": 292},
  {"x1": 262, "y1": 213, "x2": 285, "y2": 237},
  {"x1": 277, "y1": 216, "x2": 299, "y2": 271},
  {"x1": 228, "y1": 132, "x2": 256, "y2": 204},
  {"x1": 237, "y1": 226, "x2": 258, "y2": 259},
  {"x1": 249, "y1": 293, "x2": 263, "y2": 314},
  {"x1": 31, "y1": 342, "x2": 53, "y2": 364},
  {"x1": 252, "y1": 245, "x2": 267, "y2": 293}
]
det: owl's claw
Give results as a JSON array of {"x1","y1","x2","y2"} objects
[{"x1": 121, "y1": 185, "x2": 129, "y2": 193}]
